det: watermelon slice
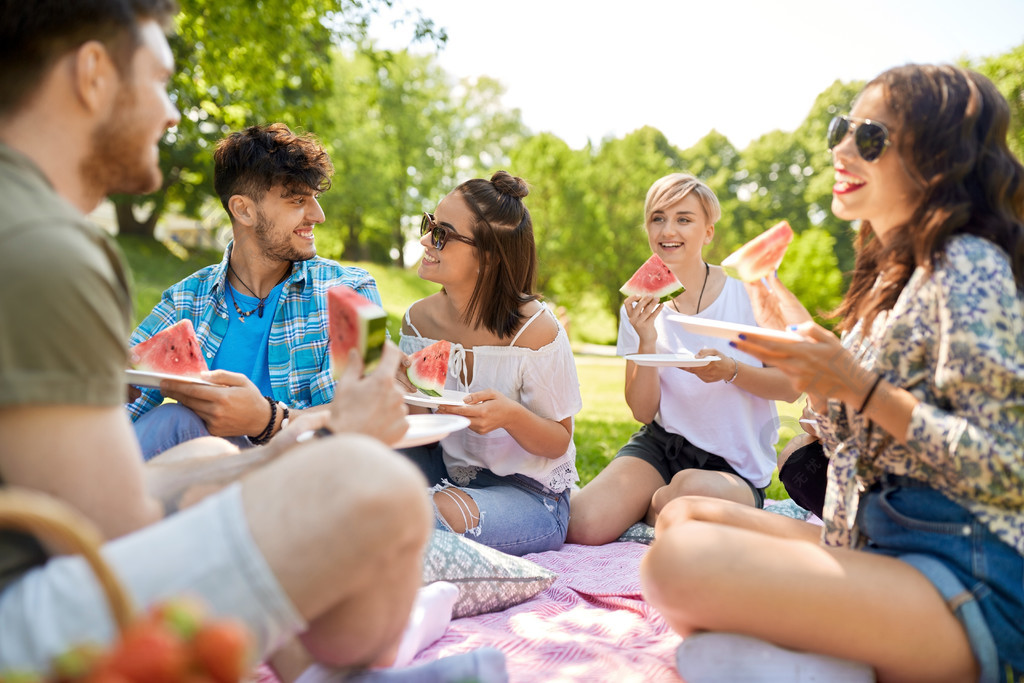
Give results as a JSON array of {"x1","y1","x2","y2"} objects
[
  {"x1": 407, "y1": 340, "x2": 451, "y2": 397},
  {"x1": 130, "y1": 319, "x2": 208, "y2": 377},
  {"x1": 327, "y1": 286, "x2": 388, "y2": 378},
  {"x1": 721, "y1": 220, "x2": 794, "y2": 282},
  {"x1": 620, "y1": 254, "x2": 685, "y2": 302}
]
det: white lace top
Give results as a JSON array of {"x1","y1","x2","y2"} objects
[{"x1": 400, "y1": 305, "x2": 582, "y2": 492}]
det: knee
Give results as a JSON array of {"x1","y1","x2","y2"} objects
[
  {"x1": 640, "y1": 520, "x2": 723, "y2": 613},
  {"x1": 650, "y1": 471, "x2": 701, "y2": 513},
  {"x1": 283, "y1": 435, "x2": 432, "y2": 547},
  {"x1": 566, "y1": 503, "x2": 614, "y2": 545}
]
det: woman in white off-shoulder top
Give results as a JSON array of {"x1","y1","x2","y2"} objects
[{"x1": 398, "y1": 171, "x2": 582, "y2": 556}]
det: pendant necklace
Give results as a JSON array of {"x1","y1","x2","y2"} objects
[
  {"x1": 671, "y1": 261, "x2": 710, "y2": 314},
  {"x1": 227, "y1": 262, "x2": 275, "y2": 321}
]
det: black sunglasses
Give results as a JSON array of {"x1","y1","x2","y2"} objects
[
  {"x1": 421, "y1": 212, "x2": 477, "y2": 251},
  {"x1": 827, "y1": 115, "x2": 891, "y2": 162}
]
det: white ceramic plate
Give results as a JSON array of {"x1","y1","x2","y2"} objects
[
  {"x1": 125, "y1": 369, "x2": 216, "y2": 388},
  {"x1": 394, "y1": 414, "x2": 471, "y2": 449},
  {"x1": 402, "y1": 388, "x2": 471, "y2": 409},
  {"x1": 674, "y1": 315, "x2": 804, "y2": 343},
  {"x1": 625, "y1": 353, "x2": 720, "y2": 368}
]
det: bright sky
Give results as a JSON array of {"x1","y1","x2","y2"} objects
[{"x1": 375, "y1": 0, "x2": 1024, "y2": 151}]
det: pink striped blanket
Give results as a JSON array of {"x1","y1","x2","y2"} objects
[{"x1": 409, "y1": 541, "x2": 681, "y2": 682}]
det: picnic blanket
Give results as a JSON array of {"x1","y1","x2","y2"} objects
[
  {"x1": 254, "y1": 541, "x2": 679, "y2": 682},
  {"x1": 256, "y1": 500, "x2": 815, "y2": 682}
]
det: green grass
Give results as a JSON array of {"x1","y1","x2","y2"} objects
[{"x1": 118, "y1": 237, "x2": 796, "y2": 498}]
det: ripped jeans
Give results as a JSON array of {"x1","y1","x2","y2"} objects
[{"x1": 398, "y1": 443, "x2": 570, "y2": 557}]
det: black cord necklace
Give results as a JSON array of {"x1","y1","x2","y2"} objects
[
  {"x1": 227, "y1": 262, "x2": 272, "y2": 321},
  {"x1": 671, "y1": 261, "x2": 710, "y2": 314}
]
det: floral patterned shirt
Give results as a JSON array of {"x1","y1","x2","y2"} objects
[{"x1": 816, "y1": 235, "x2": 1024, "y2": 555}]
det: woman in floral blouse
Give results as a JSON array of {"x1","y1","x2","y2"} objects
[{"x1": 641, "y1": 64, "x2": 1024, "y2": 683}]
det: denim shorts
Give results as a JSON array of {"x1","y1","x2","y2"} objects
[
  {"x1": 857, "y1": 475, "x2": 1024, "y2": 682},
  {"x1": 399, "y1": 443, "x2": 570, "y2": 557},
  {"x1": 0, "y1": 484, "x2": 304, "y2": 671},
  {"x1": 614, "y1": 421, "x2": 766, "y2": 509}
]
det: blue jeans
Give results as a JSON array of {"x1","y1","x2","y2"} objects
[
  {"x1": 857, "y1": 475, "x2": 1024, "y2": 683},
  {"x1": 133, "y1": 403, "x2": 250, "y2": 461},
  {"x1": 399, "y1": 443, "x2": 570, "y2": 557}
]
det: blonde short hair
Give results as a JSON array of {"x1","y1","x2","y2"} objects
[{"x1": 643, "y1": 173, "x2": 722, "y2": 226}]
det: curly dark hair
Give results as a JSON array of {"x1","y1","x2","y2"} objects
[
  {"x1": 835, "y1": 64, "x2": 1024, "y2": 333},
  {"x1": 0, "y1": 0, "x2": 178, "y2": 117},
  {"x1": 456, "y1": 170, "x2": 539, "y2": 338},
  {"x1": 213, "y1": 123, "x2": 334, "y2": 220}
]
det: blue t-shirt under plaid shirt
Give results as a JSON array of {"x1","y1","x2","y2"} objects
[{"x1": 125, "y1": 242, "x2": 382, "y2": 421}]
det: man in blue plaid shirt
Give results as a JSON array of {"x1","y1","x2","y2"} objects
[{"x1": 127, "y1": 123, "x2": 384, "y2": 459}]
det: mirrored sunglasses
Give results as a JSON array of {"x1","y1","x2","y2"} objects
[
  {"x1": 827, "y1": 115, "x2": 891, "y2": 162},
  {"x1": 420, "y1": 212, "x2": 477, "y2": 251}
]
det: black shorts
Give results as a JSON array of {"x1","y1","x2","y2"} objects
[
  {"x1": 615, "y1": 421, "x2": 766, "y2": 508},
  {"x1": 778, "y1": 440, "x2": 828, "y2": 518}
]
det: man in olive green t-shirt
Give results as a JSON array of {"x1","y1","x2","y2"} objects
[{"x1": 0, "y1": 1, "x2": 428, "y2": 674}]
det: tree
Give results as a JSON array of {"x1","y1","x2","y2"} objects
[
  {"x1": 508, "y1": 133, "x2": 589, "y2": 298},
  {"x1": 115, "y1": 0, "x2": 444, "y2": 238},
  {"x1": 315, "y1": 49, "x2": 528, "y2": 266},
  {"x1": 975, "y1": 42, "x2": 1024, "y2": 161},
  {"x1": 581, "y1": 127, "x2": 685, "y2": 322}
]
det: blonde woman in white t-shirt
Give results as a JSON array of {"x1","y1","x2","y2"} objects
[{"x1": 567, "y1": 173, "x2": 799, "y2": 546}]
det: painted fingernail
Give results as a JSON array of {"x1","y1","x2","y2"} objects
[
  {"x1": 728, "y1": 341, "x2": 737, "y2": 348},
  {"x1": 787, "y1": 324, "x2": 798, "y2": 331},
  {"x1": 738, "y1": 333, "x2": 747, "y2": 340}
]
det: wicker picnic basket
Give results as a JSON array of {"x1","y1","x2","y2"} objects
[
  {"x1": 0, "y1": 487, "x2": 135, "y2": 630},
  {"x1": 0, "y1": 487, "x2": 250, "y2": 681}
]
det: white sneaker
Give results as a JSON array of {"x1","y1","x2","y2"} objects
[{"x1": 676, "y1": 632, "x2": 875, "y2": 682}]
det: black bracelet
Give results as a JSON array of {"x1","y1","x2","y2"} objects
[
  {"x1": 249, "y1": 395, "x2": 277, "y2": 445},
  {"x1": 280, "y1": 405, "x2": 290, "y2": 430},
  {"x1": 856, "y1": 374, "x2": 883, "y2": 414}
]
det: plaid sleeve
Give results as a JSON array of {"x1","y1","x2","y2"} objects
[{"x1": 125, "y1": 290, "x2": 180, "y2": 421}]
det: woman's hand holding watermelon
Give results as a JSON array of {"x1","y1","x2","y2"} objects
[
  {"x1": 743, "y1": 272, "x2": 812, "y2": 331},
  {"x1": 623, "y1": 294, "x2": 663, "y2": 351}
]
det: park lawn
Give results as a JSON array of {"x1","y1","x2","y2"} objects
[{"x1": 119, "y1": 236, "x2": 795, "y2": 498}]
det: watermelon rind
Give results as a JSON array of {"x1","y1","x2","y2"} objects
[
  {"x1": 327, "y1": 286, "x2": 388, "y2": 378},
  {"x1": 407, "y1": 340, "x2": 450, "y2": 397},
  {"x1": 619, "y1": 255, "x2": 685, "y2": 303}
]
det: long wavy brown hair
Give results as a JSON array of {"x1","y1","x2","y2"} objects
[{"x1": 834, "y1": 64, "x2": 1024, "y2": 334}]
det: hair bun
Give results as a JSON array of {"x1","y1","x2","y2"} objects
[{"x1": 491, "y1": 170, "x2": 529, "y2": 199}]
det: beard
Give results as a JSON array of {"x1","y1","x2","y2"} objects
[
  {"x1": 253, "y1": 207, "x2": 316, "y2": 263},
  {"x1": 82, "y1": 86, "x2": 163, "y2": 197}
]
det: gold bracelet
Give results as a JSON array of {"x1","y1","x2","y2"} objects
[{"x1": 724, "y1": 357, "x2": 740, "y2": 384}]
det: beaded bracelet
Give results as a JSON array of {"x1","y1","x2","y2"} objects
[{"x1": 249, "y1": 395, "x2": 277, "y2": 445}]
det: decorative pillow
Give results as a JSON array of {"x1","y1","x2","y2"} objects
[
  {"x1": 421, "y1": 529, "x2": 556, "y2": 618},
  {"x1": 616, "y1": 522, "x2": 655, "y2": 545}
]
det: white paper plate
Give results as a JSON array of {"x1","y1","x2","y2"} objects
[
  {"x1": 394, "y1": 414, "x2": 471, "y2": 449},
  {"x1": 674, "y1": 315, "x2": 803, "y2": 343},
  {"x1": 125, "y1": 369, "x2": 216, "y2": 388},
  {"x1": 402, "y1": 388, "x2": 471, "y2": 409},
  {"x1": 625, "y1": 353, "x2": 720, "y2": 368}
]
